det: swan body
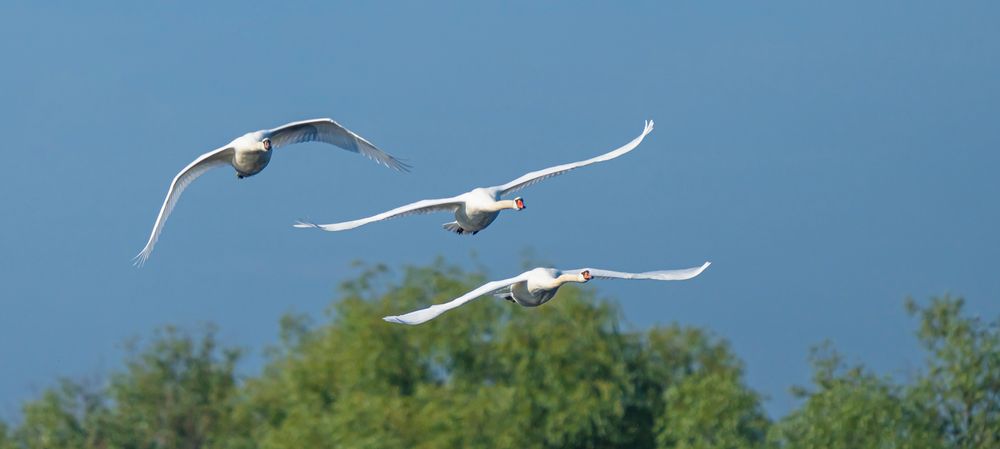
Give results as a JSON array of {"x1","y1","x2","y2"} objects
[
  {"x1": 447, "y1": 188, "x2": 518, "y2": 234},
  {"x1": 504, "y1": 267, "x2": 564, "y2": 307},
  {"x1": 134, "y1": 118, "x2": 408, "y2": 266},
  {"x1": 230, "y1": 132, "x2": 273, "y2": 177},
  {"x1": 296, "y1": 120, "x2": 654, "y2": 235},
  {"x1": 383, "y1": 261, "x2": 710, "y2": 325}
]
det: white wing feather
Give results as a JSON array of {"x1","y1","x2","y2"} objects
[
  {"x1": 134, "y1": 147, "x2": 234, "y2": 266},
  {"x1": 294, "y1": 196, "x2": 464, "y2": 232},
  {"x1": 382, "y1": 274, "x2": 530, "y2": 325},
  {"x1": 267, "y1": 118, "x2": 409, "y2": 172},
  {"x1": 494, "y1": 120, "x2": 654, "y2": 195},
  {"x1": 565, "y1": 262, "x2": 711, "y2": 281}
]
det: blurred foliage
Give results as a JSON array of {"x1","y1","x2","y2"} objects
[
  {"x1": 767, "y1": 296, "x2": 1000, "y2": 449},
  {"x1": 767, "y1": 344, "x2": 939, "y2": 449},
  {"x1": 2, "y1": 261, "x2": 997, "y2": 448},
  {"x1": 905, "y1": 296, "x2": 1000, "y2": 449},
  {"x1": 0, "y1": 423, "x2": 10, "y2": 449}
]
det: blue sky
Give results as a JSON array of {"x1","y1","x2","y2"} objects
[{"x1": 1, "y1": 1, "x2": 998, "y2": 419}]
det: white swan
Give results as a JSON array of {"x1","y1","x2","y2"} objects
[
  {"x1": 383, "y1": 261, "x2": 710, "y2": 325},
  {"x1": 295, "y1": 120, "x2": 654, "y2": 235},
  {"x1": 134, "y1": 118, "x2": 408, "y2": 266}
]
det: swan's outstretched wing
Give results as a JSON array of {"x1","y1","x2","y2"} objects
[
  {"x1": 494, "y1": 120, "x2": 654, "y2": 195},
  {"x1": 134, "y1": 147, "x2": 235, "y2": 266},
  {"x1": 565, "y1": 262, "x2": 711, "y2": 281},
  {"x1": 383, "y1": 274, "x2": 530, "y2": 325},
  {"x1": 294, "y1": 196, "x2": 464, "y2": 232},
  {"x1": 267, "y1": 118, "x2": 410, "y2": 172}
]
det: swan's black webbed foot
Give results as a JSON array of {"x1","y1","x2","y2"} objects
[
  {"x1": 472, "y1": 231, "x2": 479, "y2": 235},
  {"x1": 237, "y1": 174, "x2": 245, "y2": 179}
]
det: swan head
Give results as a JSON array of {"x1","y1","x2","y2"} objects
[
  {"x1": 580, "y1": 270, "x2": 592, "y2": 282},
  {"x1": 514, "y1": 197, "x2": 526, "y2": 210},
  {"x1": 261, "y1": 138, "x2": 272, "y2": 151}
]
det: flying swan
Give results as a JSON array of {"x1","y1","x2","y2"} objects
[
  {"x1": 383, "y1": 261, "x2": 710, "y2": 325},
  {"x1": 295, "y1": 120, "x2": 654, "y2": 235},
  {"x1": 134, "y1": 118, "x2": 409, "y2": 266}
]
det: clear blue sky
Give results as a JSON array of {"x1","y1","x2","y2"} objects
[{"x1": 1, "y1": 1, "x2": 998, "y2": 419}]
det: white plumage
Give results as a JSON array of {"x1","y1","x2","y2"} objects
[
  {"x1": 296, "y1": 120, "x2": 654, "y2": 235},
  {"x1": 135, "y1": 118, "x2": 408, "y2": 266},
  {"x1": 383, "y1": 261, "x2": 710, "y2": 325}
]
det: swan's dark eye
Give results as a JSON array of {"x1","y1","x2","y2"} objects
[{"x1": 263, "y1": 139, "x2": 272, "y2": 150}]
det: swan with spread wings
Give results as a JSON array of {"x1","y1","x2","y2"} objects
[
  {"x1": 384, "y1": 261, "x2": 710, "y2": 325},
  {"x1": 295, "y1": 120, "x2": 654, "y2": 235},
  {"x1": 134, "y1": 118, "x2": 409, "y2": 266}
]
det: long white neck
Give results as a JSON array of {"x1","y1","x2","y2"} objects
[
  {"x1": 483, "y1": 199, "x2": 520, "y2": 213},
  {"x1": 558, "y1": 273, "x2": 586, "y2": 284},
  {"x1": 552, "y1": 273, "x2": 586, "y2": 288}
]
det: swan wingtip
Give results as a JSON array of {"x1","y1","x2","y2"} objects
[
  {"x1": 293, "y1": 220, "x2": 318, "y2": 229},
  {"x1": 132, "y1": 251, "x2": 149, "y2": 268},
  {"x1": 395, "y1": 159, "x2": 413, "y2": 173}
]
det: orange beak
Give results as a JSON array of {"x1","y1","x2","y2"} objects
[
  {"x1": 515, "y1": 197, "x2": 525, "y2": 210},
  {"x1": 582, "y1": 270, "x2": 592, "y2": 281}
]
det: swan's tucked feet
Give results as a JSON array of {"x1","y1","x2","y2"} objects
[
  {"x1": 237, "y1": 174, "x2": 246, "y2": 179},
  {"x1": 456, "y1": 227, "x2": 465, "y2": 234}
]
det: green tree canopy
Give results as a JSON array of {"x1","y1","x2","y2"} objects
[
  {"x1": 905, "y1": 296, "x2": 1000, "y2": 449},
  {"x1": 236, "y1": 261, "x2": 763, "y2": 449},
  {"x1": 3, "y1": 261, "x2": 997, "y2": 449},
  {"x1": 769, "y1": 296, "x2": 1000, "y2": 449},
  {"x1": 767, "y1": 344, "x2": 938, "y2": 449}
]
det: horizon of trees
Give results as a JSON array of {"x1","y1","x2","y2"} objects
[{"x1": 1, "y1": 259, "x2": 997, "y2": 449}]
